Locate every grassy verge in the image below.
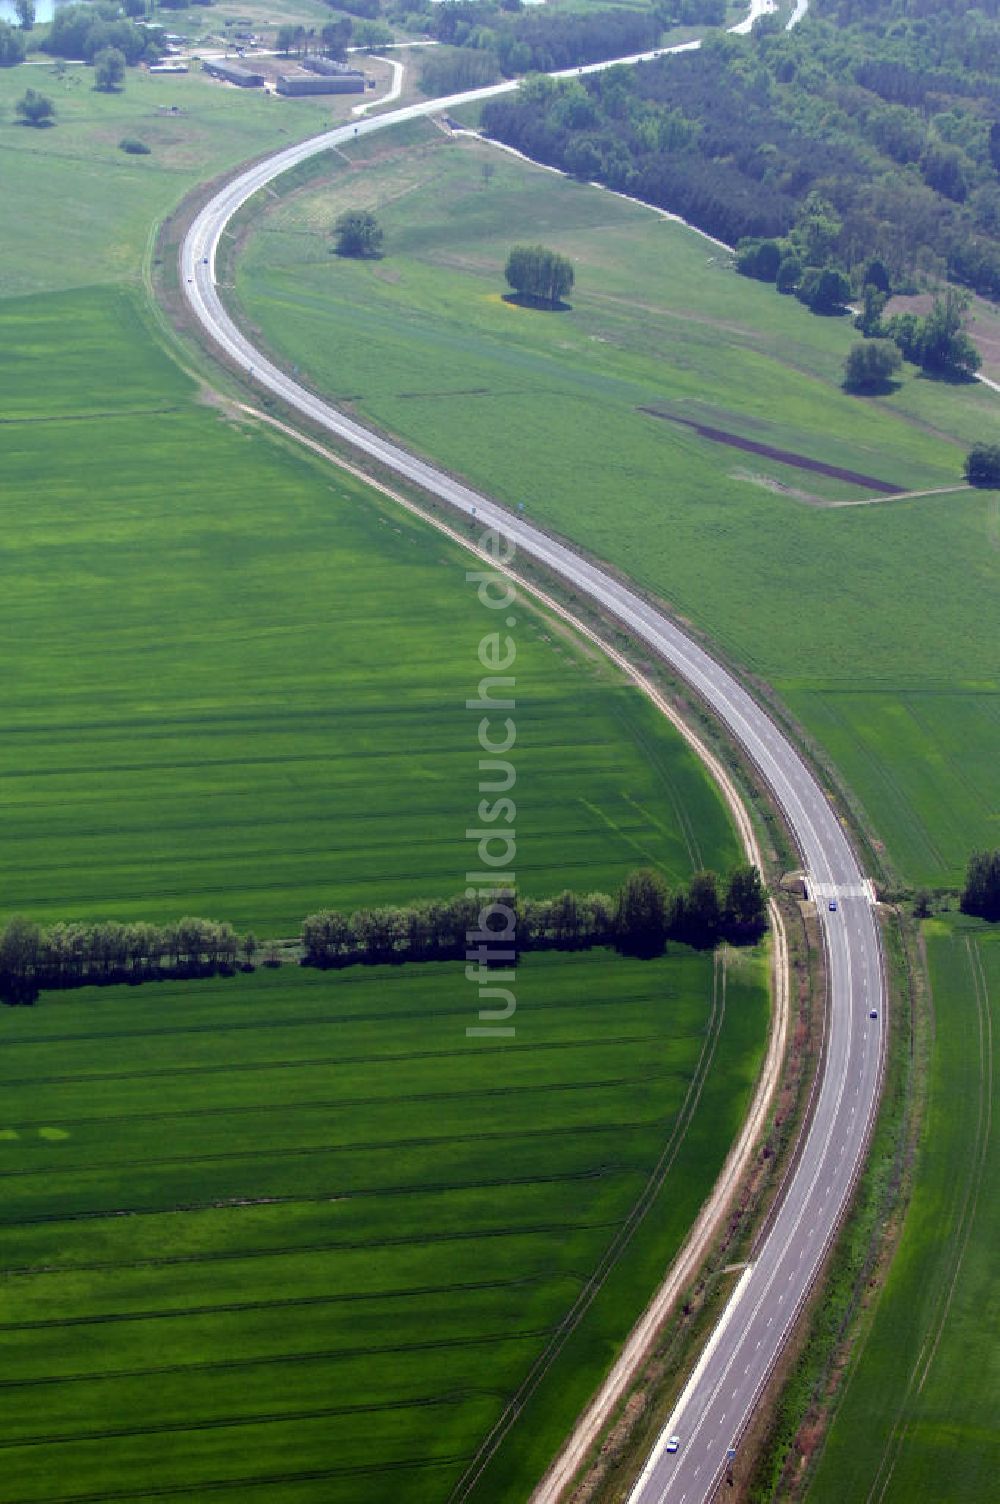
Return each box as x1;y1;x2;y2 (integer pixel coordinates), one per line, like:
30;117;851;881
802;916;999;1504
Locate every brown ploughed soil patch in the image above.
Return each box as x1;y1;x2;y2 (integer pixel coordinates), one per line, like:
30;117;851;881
639;408;902;494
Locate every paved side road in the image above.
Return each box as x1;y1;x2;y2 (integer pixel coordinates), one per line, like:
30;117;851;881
179;12;885;1502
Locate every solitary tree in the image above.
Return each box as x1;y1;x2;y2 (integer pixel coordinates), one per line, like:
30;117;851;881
93;46;126;92
13;0;34;30
863;257;891;294
722;864;768;944
15;87;55;125
321;17;352;57
614;868;670;957
855;283;888;337
798;265;851;314
504;244;574;306
0;915;42;1005
736;238;781;282
961;850;1000;922
775;254;801;294
843;339;902;393
333;209;383;258
673;870;722;949
964;443;1000;487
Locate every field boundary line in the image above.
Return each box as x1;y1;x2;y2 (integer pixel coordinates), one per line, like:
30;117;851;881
226;397;791;1504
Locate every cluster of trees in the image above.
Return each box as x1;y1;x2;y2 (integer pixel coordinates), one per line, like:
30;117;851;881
419;45;501;98
43;5;158;66
735;204;856;314
0;23;27;68
738;233;982;383
658;0;726;24
481;2;1000;304
961;850;1000;923
0;915;257;1006
428;5;661;80
333;210;383;258
504;244;574;306
276;19;355;57
965;444;1000;487
302;863;769;969
884;289;981;378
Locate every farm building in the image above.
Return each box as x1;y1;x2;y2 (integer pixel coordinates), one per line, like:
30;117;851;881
303;57;365;79
148;62;189;74
203;59;264;87
276;70;366;96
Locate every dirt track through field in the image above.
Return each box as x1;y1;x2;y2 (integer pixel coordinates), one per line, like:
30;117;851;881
640;409;902;493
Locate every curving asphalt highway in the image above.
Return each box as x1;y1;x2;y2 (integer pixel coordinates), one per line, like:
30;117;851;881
179;10;885;1500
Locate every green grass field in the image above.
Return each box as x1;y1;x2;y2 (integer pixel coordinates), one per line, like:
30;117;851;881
0;63;349;300
0;284;741;933
0;947;769;1504
234;125;1000;888
806;918;999;1504
0;56;774;1503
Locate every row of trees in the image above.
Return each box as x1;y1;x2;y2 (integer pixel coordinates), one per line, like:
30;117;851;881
1;866;768;1004
302;864;769;969
276;18;355;58
961;851;1000;923
0;916;257;1006
504;244;574;306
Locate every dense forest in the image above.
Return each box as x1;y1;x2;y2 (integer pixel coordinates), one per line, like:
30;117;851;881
480;0;1000;300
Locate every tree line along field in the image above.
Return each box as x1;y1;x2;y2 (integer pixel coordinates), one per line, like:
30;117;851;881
0;286;743;934
233;123;1000;892
805;919;999;1504
0;947;769;1504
